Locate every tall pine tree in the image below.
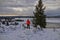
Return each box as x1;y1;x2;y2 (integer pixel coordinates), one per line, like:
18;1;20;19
32;0;46;30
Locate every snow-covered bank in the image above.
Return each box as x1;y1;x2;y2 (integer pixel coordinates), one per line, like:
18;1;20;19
0;27;60;40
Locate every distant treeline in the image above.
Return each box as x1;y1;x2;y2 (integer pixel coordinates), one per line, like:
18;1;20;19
0;16;34;19
0;16;60;19
47;16;60;18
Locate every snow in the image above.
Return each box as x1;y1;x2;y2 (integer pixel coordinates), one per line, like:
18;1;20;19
0;27;60;40
0;18;60;40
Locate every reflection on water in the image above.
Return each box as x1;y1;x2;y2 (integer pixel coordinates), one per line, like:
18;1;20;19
46;18;60;23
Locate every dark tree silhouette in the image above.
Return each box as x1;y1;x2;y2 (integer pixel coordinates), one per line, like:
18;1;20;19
32;0;46;30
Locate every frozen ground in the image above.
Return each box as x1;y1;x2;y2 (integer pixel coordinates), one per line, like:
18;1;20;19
0;18;60;40
0;26;60;40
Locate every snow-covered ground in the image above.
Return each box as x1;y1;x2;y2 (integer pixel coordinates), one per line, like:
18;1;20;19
0;26;60;40
0;18;60;40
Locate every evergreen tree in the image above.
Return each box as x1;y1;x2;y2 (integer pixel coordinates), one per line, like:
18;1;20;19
32;0;46;30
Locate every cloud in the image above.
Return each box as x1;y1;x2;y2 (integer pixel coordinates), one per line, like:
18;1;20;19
44;0;60;10
45;8;60;16
0;0;60;16
0;0;37;16
0;0;36;7
0;7;16;13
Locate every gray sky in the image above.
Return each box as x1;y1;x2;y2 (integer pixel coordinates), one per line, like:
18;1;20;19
0;0;60;16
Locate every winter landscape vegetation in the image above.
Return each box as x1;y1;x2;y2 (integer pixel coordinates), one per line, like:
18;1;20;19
0;0;60;40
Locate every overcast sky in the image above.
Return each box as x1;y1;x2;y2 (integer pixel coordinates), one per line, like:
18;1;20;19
0;0;60;16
